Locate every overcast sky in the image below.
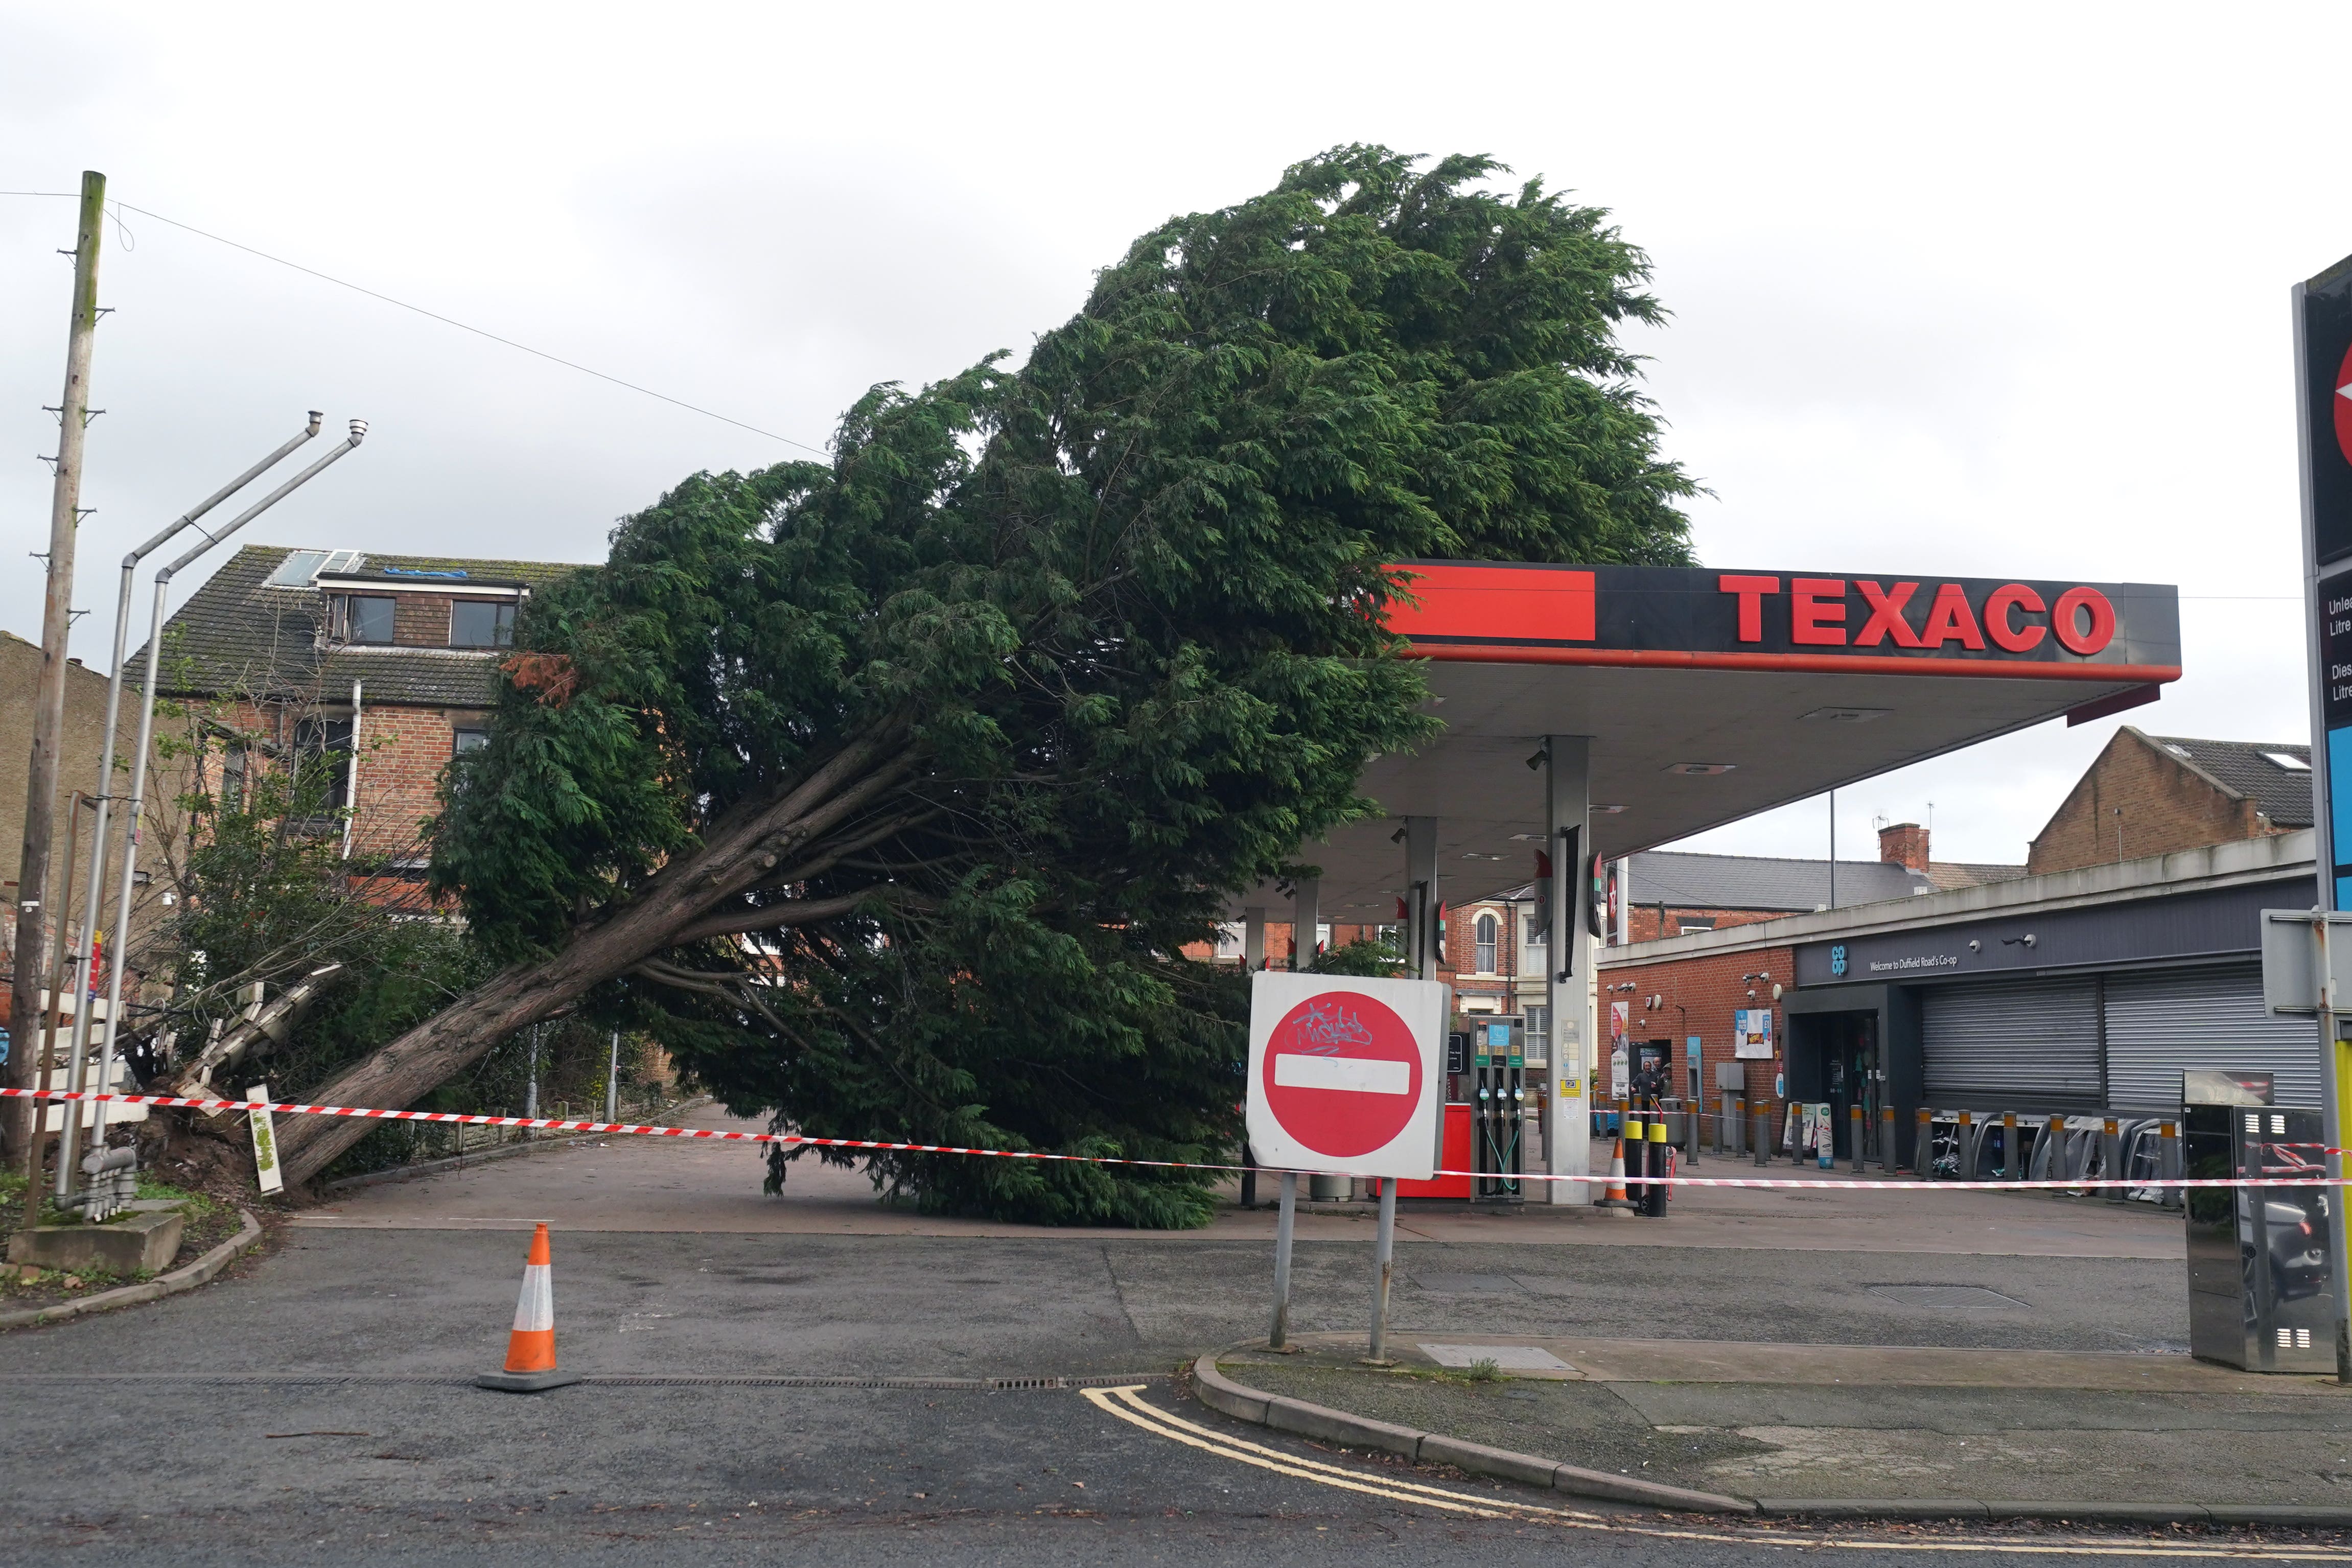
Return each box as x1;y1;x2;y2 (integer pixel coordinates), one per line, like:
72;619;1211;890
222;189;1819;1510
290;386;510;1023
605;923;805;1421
4;3;2346;868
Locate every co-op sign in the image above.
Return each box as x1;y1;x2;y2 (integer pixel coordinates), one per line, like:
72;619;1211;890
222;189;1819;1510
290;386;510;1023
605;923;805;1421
1382;562;2180;683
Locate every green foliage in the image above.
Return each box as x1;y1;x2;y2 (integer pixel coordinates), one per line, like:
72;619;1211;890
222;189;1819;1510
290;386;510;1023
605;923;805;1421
159;728;486;1101
1309;936;1407;978
426;147;1694;1226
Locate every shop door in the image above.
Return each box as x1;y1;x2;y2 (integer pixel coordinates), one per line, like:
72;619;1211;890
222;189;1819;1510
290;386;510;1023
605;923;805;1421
1820;1013;1878;1161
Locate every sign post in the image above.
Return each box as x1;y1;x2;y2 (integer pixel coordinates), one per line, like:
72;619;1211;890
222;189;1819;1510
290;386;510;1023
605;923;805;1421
2295;251;2352;1384
1246;972;1448;1363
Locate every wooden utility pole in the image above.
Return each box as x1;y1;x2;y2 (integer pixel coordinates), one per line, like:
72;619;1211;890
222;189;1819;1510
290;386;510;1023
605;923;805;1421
6;171;105;1163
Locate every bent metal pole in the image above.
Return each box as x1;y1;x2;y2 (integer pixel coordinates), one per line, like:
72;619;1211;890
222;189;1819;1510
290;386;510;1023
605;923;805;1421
75;421;367;1178
52;414;322;1196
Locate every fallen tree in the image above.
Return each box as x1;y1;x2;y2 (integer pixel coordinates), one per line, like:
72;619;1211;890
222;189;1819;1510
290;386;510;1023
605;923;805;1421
271;147;1697;1213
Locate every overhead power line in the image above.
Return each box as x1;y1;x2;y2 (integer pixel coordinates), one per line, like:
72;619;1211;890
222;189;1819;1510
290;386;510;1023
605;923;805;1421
6;188;825;456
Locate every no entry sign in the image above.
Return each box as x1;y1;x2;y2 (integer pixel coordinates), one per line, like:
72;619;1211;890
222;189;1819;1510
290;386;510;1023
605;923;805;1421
1245;973;1447;1179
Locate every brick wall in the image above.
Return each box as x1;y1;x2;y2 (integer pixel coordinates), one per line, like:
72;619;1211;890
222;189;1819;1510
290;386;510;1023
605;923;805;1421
391;594;446;647
1597;942;1794;1118
1878;822;1929;872
1622;905;1779;944
350;705;489;861
2028;728;2276;875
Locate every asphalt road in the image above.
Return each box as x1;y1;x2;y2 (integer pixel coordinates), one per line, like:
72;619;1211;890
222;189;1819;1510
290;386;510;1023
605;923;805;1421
0;1221;2298;1564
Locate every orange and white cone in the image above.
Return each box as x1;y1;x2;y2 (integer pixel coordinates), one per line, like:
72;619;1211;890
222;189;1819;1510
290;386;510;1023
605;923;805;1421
1600;1137;1634;1214
478;1222;581;1392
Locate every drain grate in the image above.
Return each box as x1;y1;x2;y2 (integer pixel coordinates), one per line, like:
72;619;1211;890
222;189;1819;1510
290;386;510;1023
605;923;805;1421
1868;1284;2027;1310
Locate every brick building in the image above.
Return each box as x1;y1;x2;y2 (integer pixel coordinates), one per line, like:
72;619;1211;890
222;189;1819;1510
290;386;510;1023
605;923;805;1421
126;544;584;884
0;629;180;1035
2028;728;2312;875
1603;730;2323;1169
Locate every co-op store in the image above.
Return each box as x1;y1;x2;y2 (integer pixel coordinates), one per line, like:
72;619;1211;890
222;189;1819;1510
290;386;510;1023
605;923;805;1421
1230;556;2183;1200
1593;828;2322;1171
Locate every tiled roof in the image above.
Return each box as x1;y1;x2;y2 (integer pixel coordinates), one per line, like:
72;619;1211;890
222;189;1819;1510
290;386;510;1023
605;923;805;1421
1483;854;1931;912
1623;850;1930;912
124;544;586;709
2143;732;2314;828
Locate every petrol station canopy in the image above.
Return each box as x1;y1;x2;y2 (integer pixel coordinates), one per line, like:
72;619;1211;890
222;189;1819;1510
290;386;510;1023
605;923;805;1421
1237;562;2183;922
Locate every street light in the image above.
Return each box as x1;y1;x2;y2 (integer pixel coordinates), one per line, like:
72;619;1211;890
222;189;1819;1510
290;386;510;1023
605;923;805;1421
52;414;325;1194
68;419;367;1190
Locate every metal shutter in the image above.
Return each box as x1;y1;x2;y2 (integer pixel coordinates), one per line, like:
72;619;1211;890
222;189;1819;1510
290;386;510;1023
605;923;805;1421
2103;964;2317;1112
1920;977;2102;1110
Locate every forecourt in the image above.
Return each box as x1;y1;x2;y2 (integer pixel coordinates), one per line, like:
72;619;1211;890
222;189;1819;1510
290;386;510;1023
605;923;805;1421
1229;560;2181;1204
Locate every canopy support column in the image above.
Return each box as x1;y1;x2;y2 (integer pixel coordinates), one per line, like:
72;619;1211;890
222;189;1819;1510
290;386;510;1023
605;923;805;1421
1546;736;1594;1205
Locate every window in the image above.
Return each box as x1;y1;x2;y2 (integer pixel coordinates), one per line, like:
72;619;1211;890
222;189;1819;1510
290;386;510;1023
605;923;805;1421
2265;752;2311;771
1525;1004;1550;1062
1474;912;1499;975
332;594;394;644
264;550;328;589
219;744;248;813
453;728;490;757
449;599;516;648
291;716;354;825
266;548;361;589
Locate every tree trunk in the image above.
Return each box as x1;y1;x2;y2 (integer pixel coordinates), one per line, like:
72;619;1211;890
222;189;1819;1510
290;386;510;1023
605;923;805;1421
272;735;908;1185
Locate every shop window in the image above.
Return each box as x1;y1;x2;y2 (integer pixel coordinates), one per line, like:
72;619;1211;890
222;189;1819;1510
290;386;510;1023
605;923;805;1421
1474;912;1498;975
331;594;394;645
449;599;516;648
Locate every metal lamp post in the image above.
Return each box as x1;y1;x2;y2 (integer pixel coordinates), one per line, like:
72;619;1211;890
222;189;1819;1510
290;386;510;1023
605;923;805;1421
68;420;368;1190
51;415;323;1192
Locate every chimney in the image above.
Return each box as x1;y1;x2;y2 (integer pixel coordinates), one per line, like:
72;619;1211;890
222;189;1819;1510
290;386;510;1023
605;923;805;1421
1879;821;1930;873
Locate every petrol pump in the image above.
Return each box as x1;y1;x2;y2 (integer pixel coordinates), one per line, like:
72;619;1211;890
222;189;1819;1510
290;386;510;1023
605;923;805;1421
1471;1015;1527;1199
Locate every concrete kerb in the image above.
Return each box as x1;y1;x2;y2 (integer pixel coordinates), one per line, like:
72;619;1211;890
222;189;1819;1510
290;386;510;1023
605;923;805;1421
1190;1348;2352;1528
0;1206;263;1331
1189;1349;1753;1514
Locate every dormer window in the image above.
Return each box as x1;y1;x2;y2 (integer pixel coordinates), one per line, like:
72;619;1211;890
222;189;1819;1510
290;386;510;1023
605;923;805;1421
330;593;395;644
450;600;516;648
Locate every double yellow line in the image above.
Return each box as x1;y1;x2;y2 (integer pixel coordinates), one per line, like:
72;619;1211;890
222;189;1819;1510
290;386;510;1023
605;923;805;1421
1080;1386;2352;1561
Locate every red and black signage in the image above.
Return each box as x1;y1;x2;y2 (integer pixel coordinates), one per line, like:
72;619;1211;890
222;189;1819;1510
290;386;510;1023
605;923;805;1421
2302;254;2352;569
1381;561;2179;684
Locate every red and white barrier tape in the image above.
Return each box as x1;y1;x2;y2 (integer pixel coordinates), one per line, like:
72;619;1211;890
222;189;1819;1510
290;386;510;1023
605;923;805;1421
5;1085;2336;1191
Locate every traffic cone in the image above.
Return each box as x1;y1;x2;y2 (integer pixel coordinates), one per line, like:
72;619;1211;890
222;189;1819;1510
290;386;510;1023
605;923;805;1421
478;1222;581;1392
1599;1136;1634;1215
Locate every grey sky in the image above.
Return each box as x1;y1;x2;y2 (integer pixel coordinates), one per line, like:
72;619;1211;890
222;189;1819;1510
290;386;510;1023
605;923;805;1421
4;2;2344;867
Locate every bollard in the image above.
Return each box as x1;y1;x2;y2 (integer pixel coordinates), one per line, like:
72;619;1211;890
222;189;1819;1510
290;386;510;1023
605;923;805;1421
1685;1099;1699;1167
2001;1112;2017;1181
1879;1104;1898;1175
1730;1094;1746;1158
2044;1115;2064;1184
2158;1119;2182;1209
1849;1104;1865;1174
1915;1106;1933;1176
1625;1111;1647;1207
1957;1109;1975;1180
1753;1106;1769;1166
1645;1113;1672;1216
2103;1117;2125;1204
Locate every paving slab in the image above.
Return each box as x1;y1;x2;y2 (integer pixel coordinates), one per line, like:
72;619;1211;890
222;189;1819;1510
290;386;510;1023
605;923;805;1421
1213;1332;2352;1508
